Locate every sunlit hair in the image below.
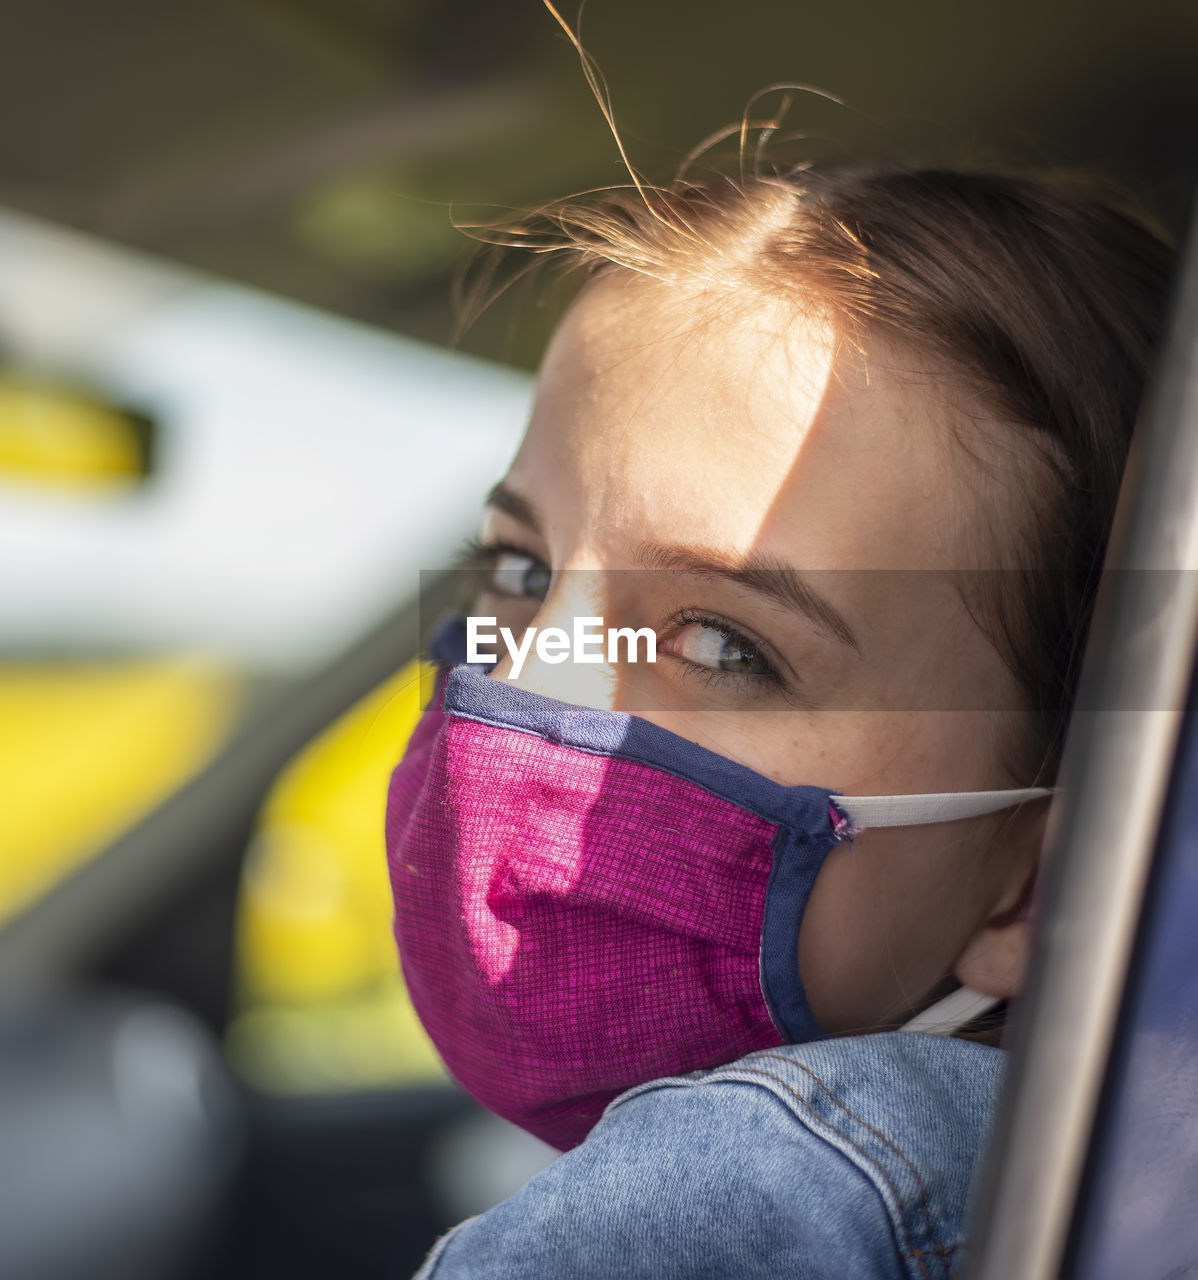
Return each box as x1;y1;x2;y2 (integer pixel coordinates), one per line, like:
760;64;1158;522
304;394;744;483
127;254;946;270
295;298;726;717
458;14;1175;783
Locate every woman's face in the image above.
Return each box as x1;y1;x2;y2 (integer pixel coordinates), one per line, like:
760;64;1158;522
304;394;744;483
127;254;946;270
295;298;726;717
475;274;1043;1033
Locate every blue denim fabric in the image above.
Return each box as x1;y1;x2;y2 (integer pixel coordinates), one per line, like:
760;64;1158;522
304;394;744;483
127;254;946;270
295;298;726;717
413;1032;1003;1280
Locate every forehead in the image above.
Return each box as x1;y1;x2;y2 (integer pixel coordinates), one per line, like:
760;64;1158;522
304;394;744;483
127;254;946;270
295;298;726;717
510;274;998;573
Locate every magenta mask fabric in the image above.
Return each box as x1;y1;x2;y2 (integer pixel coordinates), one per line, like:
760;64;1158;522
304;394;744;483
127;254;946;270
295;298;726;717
385;624;1051;1151
385;637;844;1152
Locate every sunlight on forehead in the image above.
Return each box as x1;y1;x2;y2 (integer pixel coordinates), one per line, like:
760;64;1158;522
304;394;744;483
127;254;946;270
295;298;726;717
521;275;843;557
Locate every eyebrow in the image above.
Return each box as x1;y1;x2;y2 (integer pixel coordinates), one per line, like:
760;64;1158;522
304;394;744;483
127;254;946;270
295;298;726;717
485;481;861;653
636;543;862;653
485;481;542;533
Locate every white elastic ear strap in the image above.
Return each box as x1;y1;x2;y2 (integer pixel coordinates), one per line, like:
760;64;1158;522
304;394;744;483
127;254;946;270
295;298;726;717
831;788;1053;1036
830;786;1053;830
899;985;1002;1036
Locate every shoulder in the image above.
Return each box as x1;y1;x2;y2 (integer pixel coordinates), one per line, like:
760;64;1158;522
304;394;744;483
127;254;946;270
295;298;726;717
415;1033;1004;1280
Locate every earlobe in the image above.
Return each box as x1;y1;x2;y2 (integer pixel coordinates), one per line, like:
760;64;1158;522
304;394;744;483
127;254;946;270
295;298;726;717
953;911;1031;999
953;859;1041;1000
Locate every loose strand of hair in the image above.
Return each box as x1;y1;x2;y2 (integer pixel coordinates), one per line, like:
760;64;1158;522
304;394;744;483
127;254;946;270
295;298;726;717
540;1;699;244
738;83;845;180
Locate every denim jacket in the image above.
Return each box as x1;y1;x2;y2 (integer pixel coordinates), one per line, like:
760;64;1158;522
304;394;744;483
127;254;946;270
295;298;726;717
413;1032;1003;1280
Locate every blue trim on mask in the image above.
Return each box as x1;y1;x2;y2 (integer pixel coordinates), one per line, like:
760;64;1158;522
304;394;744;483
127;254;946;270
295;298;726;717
429;615;489;670
443;664;832;831
761;828;834;1042
428;617;838;1044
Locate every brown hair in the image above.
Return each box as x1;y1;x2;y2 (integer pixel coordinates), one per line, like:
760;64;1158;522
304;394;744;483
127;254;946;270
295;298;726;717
466;161;1175;782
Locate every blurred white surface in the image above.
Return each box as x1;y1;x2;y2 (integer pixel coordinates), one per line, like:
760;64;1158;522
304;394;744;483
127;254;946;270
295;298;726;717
0;209;532;669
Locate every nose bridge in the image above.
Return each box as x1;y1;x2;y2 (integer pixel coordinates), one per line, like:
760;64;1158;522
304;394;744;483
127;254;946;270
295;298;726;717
493;568;621;710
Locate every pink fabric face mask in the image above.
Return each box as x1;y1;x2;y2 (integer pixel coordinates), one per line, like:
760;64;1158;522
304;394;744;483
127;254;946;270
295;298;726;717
385;626;1050;1151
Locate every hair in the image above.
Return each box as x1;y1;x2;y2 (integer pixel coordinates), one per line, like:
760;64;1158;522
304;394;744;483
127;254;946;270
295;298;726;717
462;158;1175;784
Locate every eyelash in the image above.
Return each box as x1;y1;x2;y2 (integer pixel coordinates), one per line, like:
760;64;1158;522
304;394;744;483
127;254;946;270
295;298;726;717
460;538;790;697
660;607;784;692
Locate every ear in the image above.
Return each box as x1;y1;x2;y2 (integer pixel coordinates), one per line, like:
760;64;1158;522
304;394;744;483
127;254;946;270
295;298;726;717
952;809;1047;1000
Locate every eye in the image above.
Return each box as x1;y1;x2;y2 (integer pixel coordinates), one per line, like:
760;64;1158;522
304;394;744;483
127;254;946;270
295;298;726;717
485;547;552;602
661;610;774;678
